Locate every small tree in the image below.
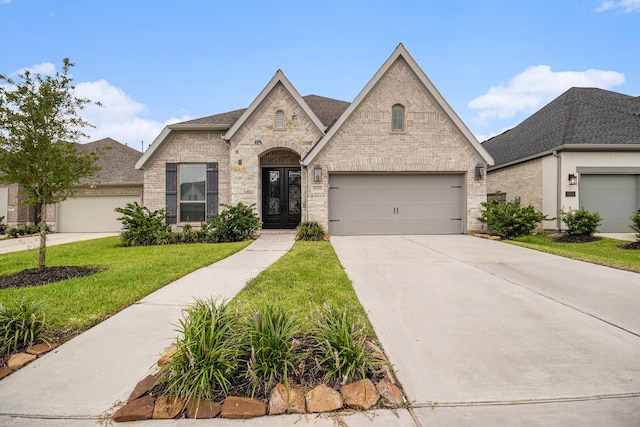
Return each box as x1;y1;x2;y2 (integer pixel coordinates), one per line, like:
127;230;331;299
0;59;100;268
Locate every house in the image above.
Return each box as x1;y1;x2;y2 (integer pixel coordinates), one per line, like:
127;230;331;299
482;87;640;232
136;44;493;235
0;138;143;232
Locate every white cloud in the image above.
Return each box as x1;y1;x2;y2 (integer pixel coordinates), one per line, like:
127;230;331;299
596;0;640;13
468;65;625;123
17;62;56;76
0;0;11;4
74;80;191;150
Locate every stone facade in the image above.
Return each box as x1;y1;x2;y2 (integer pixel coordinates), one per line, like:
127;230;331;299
307;57;486;232
486;158;543;210
142;130;230;217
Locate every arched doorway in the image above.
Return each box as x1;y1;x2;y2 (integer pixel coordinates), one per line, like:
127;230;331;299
260;149;301;229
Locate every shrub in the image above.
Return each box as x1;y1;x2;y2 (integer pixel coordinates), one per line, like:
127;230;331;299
296;221;326;241
630;210;640;242
208;203;261;243
478;199;548;239
242;304;301;396
310;304;377;386
115;202;171;246
0;300;47;355
0;215;6;234
158;298;241;401
561;208;602;236
6;224;41;238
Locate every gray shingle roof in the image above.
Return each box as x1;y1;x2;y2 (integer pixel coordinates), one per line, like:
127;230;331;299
482;87;640;168
178;95;350;129
77;138;143;183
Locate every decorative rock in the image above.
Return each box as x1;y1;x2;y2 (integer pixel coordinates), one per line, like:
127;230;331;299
341;379;379;410
305;384;343;413
7;352;36;370
26;342;58;355
113;395;155;422
268;383;306;415
186;397;221;419
152;395;186;419
221;396;267;419
157;344;177;367
376;378;404;407
381;364;396;384
128;373;161;402
365;341;387;361
0;368;12;379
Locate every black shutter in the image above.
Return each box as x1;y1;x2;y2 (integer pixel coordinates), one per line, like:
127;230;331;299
206;162;219;220
165;163;177;224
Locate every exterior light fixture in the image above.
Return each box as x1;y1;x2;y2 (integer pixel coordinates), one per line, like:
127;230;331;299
475;164;485;180
568;174;577;185
314;164;322;182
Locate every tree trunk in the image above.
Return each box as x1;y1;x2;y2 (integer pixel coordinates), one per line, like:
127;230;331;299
38;203;47;269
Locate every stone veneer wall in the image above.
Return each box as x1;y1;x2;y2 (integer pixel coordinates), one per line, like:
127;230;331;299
142;130;230;217
227;83;324;216
307;57;487;232
486;158;543;211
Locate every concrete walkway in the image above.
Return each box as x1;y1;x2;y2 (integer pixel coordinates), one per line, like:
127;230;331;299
0;233;119;255
331;235;640;426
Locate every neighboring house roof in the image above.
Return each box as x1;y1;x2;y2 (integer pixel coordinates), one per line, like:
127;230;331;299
482;87;640;169
78;137;143;184
301;43;493;166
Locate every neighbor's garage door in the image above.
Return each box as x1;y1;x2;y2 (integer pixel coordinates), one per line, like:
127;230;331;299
57;195;141;232
580;174;639;232
328;174;464;235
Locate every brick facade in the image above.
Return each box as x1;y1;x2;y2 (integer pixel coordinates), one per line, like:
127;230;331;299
486;158;543;210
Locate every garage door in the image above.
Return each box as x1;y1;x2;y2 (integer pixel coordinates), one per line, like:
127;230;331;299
580;174;639;232
57;195;141;232
328;174;464;235
0;187;7;223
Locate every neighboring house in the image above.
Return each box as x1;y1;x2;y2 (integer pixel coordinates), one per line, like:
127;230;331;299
136;44;493;235
483;87;640;232
0;138;143;232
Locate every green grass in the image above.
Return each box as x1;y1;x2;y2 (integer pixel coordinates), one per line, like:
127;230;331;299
232;241;373;333
0;237;249;336
509;233;640;273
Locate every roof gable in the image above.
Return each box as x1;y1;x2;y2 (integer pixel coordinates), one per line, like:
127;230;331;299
79;138;142;184
482;88;640;168
224;70;326;140
302;44;493;166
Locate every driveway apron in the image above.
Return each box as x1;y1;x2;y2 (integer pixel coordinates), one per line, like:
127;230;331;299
331;235;640;426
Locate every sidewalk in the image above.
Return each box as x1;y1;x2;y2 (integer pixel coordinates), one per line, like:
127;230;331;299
0;233;119;255
0;234;305;425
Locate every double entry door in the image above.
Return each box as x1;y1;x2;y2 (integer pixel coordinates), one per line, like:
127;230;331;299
261;167;301;229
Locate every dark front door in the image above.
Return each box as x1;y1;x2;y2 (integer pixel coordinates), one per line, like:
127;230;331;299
262;167;302;229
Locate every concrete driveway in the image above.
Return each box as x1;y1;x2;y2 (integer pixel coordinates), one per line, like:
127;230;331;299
331;235;640;426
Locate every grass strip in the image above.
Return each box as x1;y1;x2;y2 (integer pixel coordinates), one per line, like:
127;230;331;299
509;233;640;273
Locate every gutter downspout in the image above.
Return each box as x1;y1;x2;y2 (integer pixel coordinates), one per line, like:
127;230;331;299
302;163;309;222
552;150;561;231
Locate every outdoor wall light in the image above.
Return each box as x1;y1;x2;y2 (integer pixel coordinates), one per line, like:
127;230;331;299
568;173;578;185
475;164;485;180
314;164;322;182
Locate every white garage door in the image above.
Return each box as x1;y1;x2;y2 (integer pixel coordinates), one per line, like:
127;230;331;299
580;174;639;233
0;187;8;224
57;195;140;232
328;174;464;235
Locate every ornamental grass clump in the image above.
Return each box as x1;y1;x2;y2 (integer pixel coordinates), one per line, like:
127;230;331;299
158;298;241;402
296;221;326;241
0;299;47;355
310;304;377;386
243;303;301;396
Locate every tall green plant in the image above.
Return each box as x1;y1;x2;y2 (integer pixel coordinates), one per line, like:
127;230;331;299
0;300;47;355
478;199;548;239
310;304;377;386
208;203;261;242
158;298;241;401
243;304;301;396
561;208;602;236
115;202;170;246
630;210;640;242
296;221;326;241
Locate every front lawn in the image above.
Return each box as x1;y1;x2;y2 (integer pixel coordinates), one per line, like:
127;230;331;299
232;241;374;333
509;233;640;273
0;236;249;337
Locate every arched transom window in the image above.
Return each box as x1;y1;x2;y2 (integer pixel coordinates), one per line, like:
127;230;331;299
392;104;404;131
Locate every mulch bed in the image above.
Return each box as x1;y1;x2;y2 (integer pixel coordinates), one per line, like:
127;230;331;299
552;235;601;243
620;241;640;250
0;266;103;290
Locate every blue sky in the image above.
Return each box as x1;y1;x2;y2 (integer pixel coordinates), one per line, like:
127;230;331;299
1;0;639;151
